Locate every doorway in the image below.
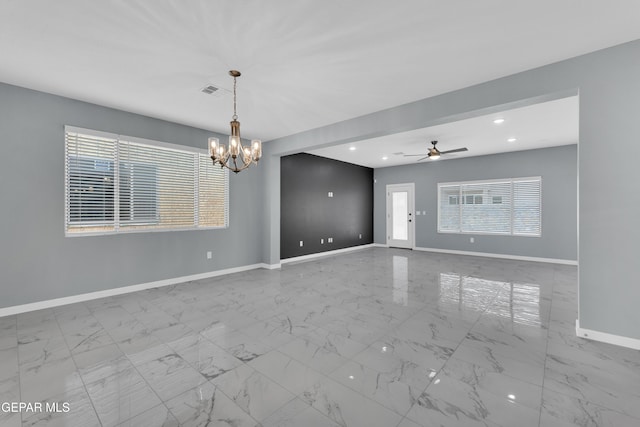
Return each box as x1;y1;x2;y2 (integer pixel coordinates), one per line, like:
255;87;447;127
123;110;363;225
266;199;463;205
386;183;415;249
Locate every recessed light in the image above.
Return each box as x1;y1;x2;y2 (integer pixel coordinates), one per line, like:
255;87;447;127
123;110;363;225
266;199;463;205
493;118;505;124
382;156;388;160
507;394;516;400
349;146;356;151
507;138;517;142
348;375;354;380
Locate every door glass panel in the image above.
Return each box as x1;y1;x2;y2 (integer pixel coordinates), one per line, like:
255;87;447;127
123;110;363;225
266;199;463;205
392;191;408;240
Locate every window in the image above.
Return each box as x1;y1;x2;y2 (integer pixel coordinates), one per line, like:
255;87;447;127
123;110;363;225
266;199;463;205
65;126;228;235
462;194;483;205
438;177;541;236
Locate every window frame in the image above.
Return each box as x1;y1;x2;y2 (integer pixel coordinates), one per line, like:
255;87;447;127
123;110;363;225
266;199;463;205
437;176;542;237
64;126;229;237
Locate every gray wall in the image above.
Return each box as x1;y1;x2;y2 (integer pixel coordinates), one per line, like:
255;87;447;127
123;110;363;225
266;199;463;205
373;145;577;260
263;39;640;340
0;82;263;309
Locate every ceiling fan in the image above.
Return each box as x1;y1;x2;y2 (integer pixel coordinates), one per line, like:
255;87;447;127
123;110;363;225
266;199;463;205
404;140;468;161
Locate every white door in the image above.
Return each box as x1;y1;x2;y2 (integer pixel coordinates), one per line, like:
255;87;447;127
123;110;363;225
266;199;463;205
386;183;415;249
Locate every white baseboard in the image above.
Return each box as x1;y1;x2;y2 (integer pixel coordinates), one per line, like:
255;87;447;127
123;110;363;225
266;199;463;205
281;244;375;265
413;247;577;266
260;263;282;270
0;263;268;318
576;319;640;350
372;243;388;248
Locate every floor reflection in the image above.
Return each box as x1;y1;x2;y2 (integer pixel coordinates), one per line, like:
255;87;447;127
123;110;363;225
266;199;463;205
392;256;408;306
439;272;541;326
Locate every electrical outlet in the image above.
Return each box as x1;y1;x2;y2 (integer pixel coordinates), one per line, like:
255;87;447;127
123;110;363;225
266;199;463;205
299;240;304;247
206;251;212;259
359;234;362;239
470;237;474;243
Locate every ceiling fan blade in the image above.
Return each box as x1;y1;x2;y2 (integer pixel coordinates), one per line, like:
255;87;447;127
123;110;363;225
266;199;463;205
403;154;425;157
439;147;468;155
416;156;429;161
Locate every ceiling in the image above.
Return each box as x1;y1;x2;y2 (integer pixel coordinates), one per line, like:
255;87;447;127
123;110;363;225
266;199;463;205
0;1;639;144
308;96;579;168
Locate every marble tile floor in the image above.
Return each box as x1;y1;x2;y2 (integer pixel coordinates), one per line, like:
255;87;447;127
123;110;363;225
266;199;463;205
1;248;639;426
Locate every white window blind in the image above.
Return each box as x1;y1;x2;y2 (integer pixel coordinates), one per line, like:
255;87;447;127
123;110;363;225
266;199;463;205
512;179;542;236
438;177;541;236
65;126;228;235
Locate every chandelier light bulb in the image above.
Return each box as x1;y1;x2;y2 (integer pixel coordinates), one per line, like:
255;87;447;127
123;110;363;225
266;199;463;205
209;137;219;158
229;135;240;157
252;139;262;161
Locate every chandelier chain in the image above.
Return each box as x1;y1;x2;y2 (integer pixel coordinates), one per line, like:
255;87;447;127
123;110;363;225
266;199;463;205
232;75;238;121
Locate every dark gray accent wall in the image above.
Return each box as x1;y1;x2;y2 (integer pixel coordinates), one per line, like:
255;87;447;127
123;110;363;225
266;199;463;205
262;39;640;340
280;153;373;259
374;145;577;260
0;82;263;309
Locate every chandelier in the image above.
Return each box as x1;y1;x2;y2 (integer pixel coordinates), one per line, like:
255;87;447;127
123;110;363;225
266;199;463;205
209;70;262;173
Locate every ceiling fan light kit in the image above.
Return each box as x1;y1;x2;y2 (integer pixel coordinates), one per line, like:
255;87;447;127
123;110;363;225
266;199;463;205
428;144;441;160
